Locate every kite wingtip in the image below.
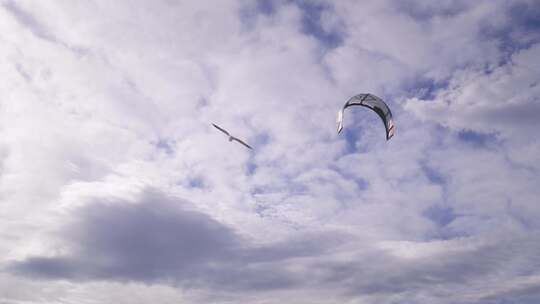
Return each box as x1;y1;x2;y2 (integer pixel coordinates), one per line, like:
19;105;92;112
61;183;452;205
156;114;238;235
337;110;344;134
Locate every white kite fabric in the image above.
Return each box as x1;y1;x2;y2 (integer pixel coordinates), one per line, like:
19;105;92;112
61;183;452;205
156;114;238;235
337;93;395;140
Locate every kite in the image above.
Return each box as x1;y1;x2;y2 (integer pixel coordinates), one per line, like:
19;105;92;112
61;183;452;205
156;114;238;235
337;94;395;140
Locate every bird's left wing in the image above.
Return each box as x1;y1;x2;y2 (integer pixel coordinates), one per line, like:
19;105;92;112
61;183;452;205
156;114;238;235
212;123;230;136
231;136;253;150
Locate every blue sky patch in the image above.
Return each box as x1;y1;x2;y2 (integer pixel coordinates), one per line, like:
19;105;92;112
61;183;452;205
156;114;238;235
256;0;277;15
420;161;445;185
423;205;457;227
457;130;498;148
343;127;363;154
403;76;449;100
240;0;344;50
291;0;344;49
155;139;175;155
246;160;258;175
188;176;205;189
480;1;540;64
392;0;471;21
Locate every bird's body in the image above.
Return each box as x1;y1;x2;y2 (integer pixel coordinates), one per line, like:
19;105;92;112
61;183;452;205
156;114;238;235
212;123;253;150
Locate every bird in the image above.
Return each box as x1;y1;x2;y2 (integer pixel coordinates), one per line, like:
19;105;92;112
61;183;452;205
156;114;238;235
212;123;253;150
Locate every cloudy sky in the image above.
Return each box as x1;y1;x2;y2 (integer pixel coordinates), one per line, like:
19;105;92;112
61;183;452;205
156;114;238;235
1;0;540;303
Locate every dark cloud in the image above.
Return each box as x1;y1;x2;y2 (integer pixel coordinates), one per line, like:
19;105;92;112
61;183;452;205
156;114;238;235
10;192;237;284
7;190;341;292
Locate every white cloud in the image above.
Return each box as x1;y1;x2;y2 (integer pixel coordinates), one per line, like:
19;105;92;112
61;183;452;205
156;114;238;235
1;0;540;303
405;43;540;137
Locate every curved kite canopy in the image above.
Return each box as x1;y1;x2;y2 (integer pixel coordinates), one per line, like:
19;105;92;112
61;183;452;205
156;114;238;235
337;93;395;140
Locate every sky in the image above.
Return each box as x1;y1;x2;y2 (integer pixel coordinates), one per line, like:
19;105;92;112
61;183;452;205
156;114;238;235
1;0;540;303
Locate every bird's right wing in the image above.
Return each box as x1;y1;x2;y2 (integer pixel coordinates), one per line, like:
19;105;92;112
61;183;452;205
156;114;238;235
212;123;230;136
231;137;253;150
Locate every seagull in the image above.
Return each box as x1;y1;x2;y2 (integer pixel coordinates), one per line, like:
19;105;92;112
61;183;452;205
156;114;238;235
212;123;253;150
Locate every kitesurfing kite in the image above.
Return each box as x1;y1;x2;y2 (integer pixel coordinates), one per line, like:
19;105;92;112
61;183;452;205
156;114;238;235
337;93;395;140
212;123;253;150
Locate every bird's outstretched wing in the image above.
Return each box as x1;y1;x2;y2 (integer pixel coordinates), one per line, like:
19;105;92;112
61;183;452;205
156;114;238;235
212;123;230;136
231;136;253;150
